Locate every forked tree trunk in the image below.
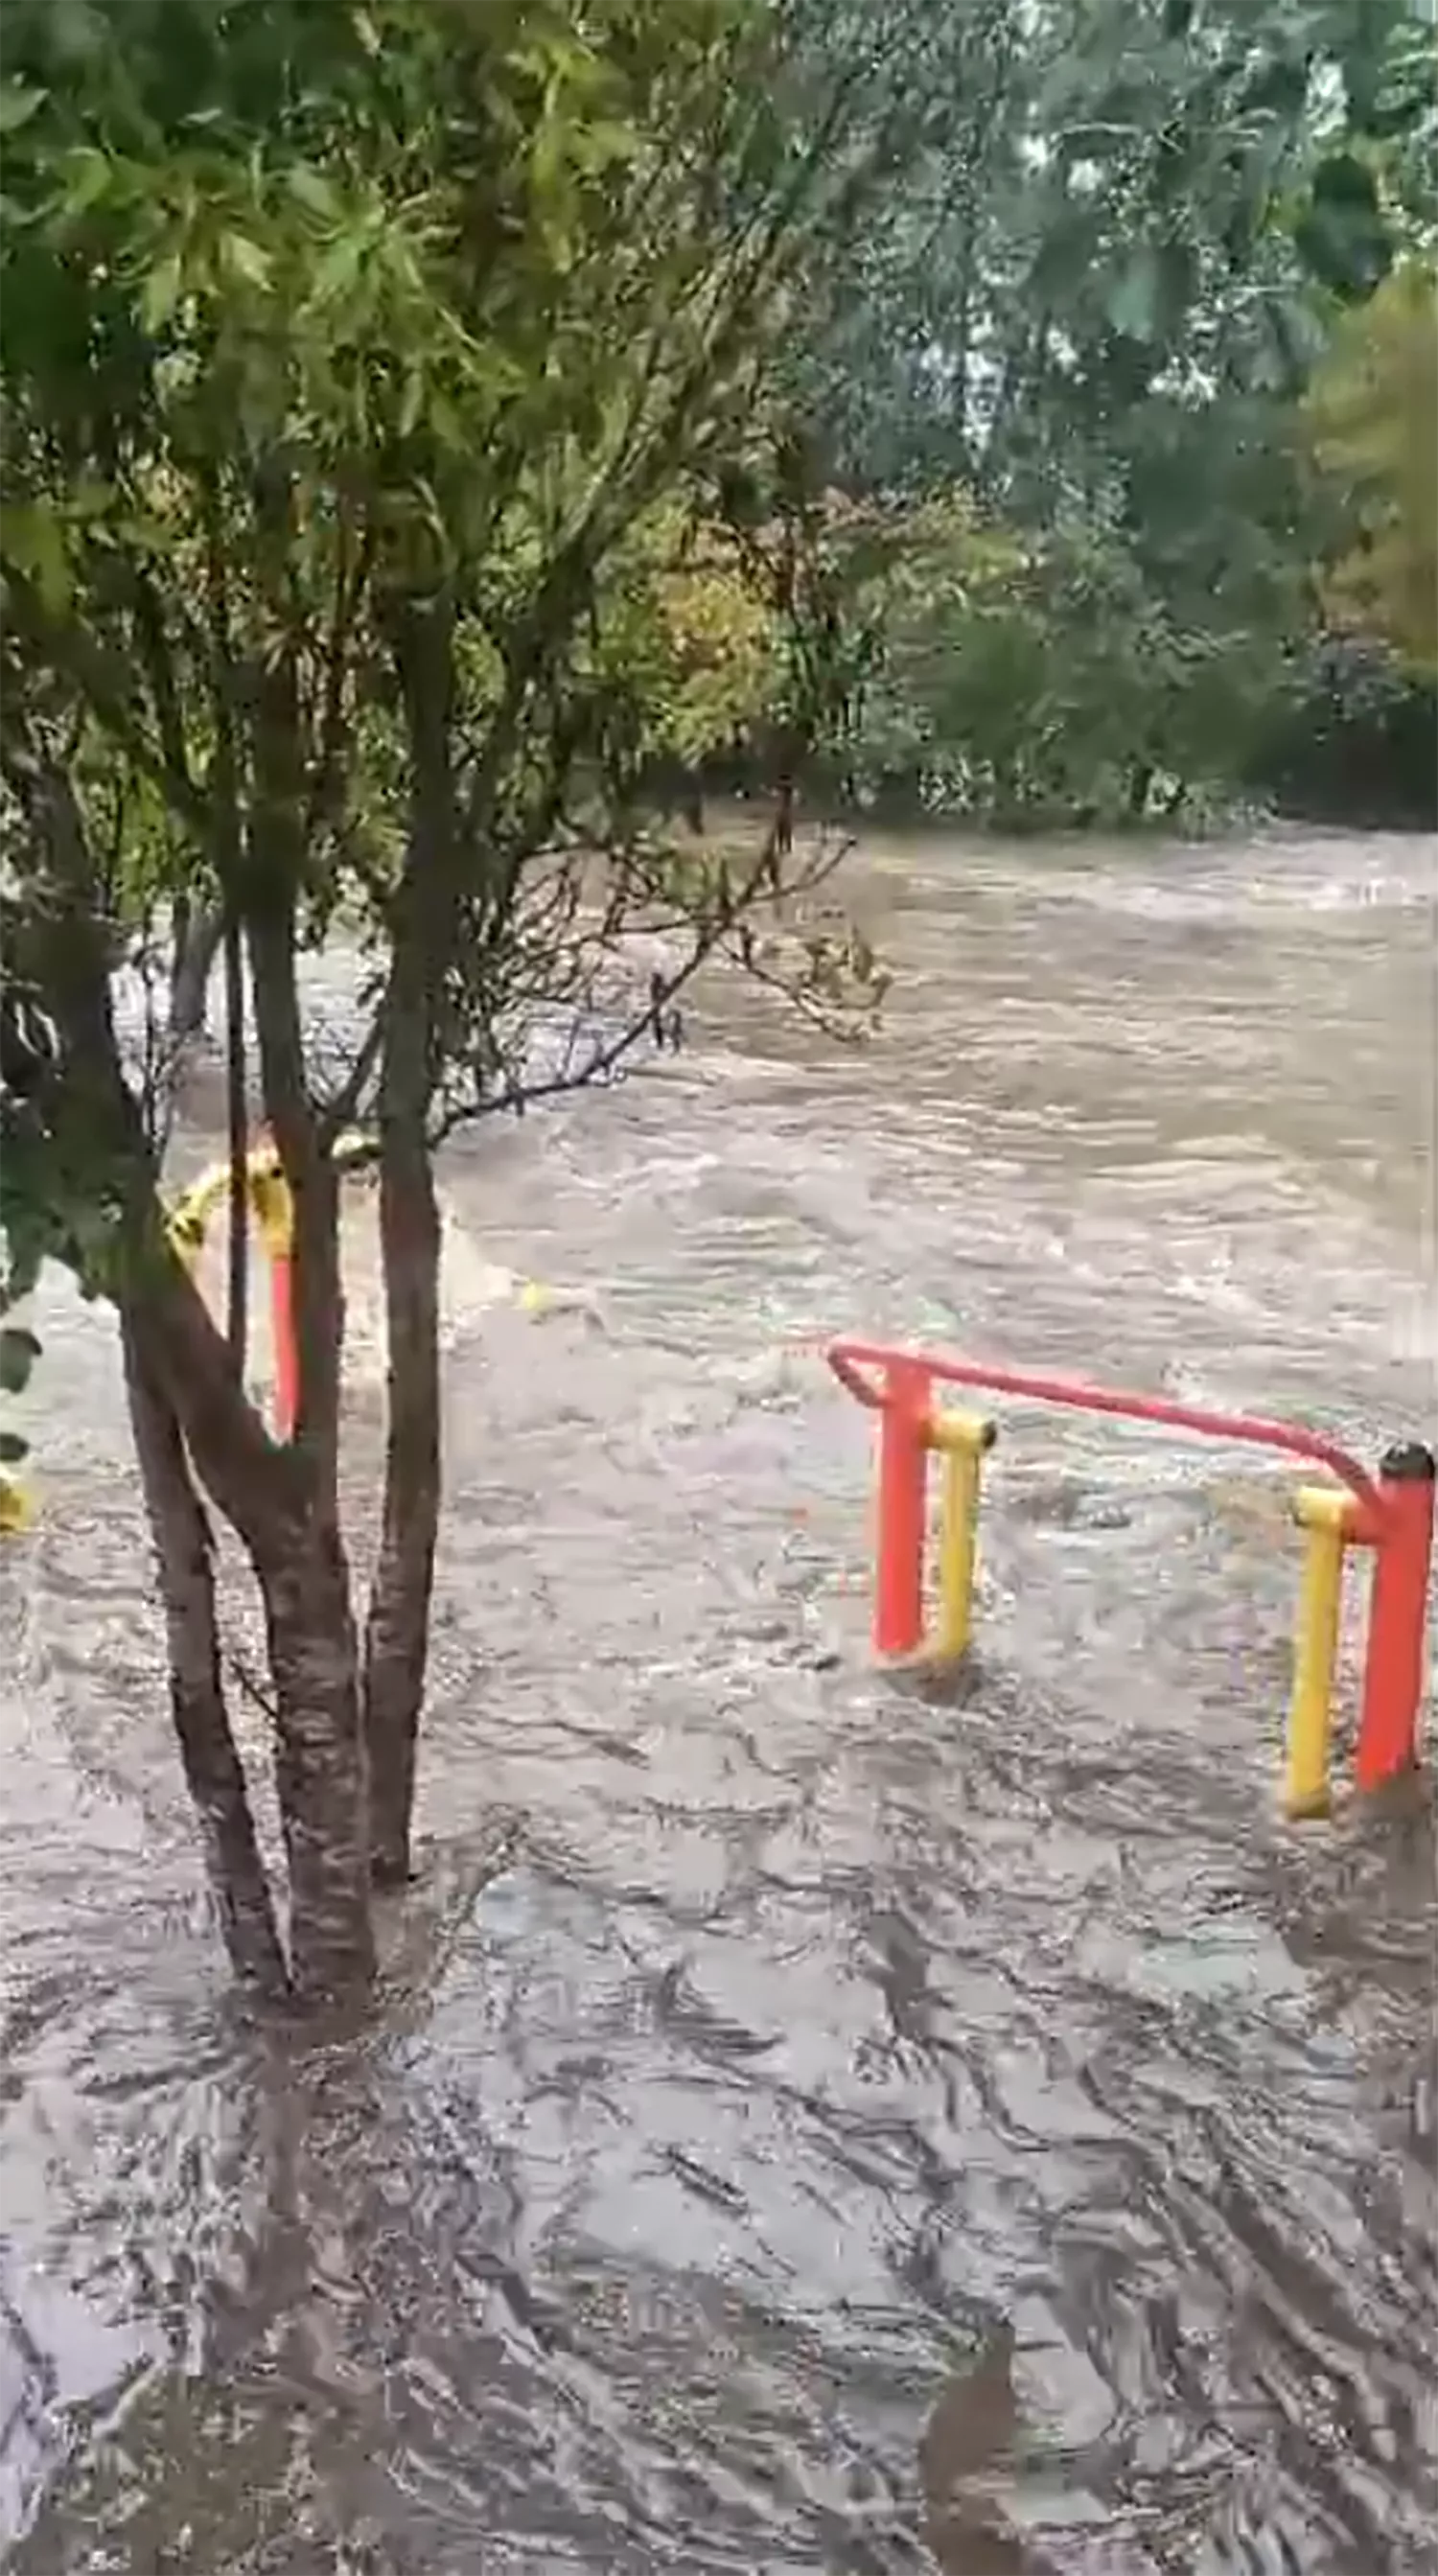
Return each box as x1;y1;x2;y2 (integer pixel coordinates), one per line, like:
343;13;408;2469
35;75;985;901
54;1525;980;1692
128;1265;376;2007
121;1312;290;1999
18;741;374;2008
362;1129;441;1886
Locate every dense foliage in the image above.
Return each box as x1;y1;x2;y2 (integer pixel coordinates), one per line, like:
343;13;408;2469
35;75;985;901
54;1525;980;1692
784;0;1438;824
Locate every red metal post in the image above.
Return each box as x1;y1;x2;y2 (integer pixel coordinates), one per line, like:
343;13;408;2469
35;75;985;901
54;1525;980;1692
269;1250;299;1443
1355;1443;1434;1791
873;1357;932;1656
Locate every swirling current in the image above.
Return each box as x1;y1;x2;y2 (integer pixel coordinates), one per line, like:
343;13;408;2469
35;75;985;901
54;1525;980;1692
1;827;1435;2574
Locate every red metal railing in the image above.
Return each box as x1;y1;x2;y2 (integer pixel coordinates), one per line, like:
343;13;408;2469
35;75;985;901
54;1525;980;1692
826;1337;1386;1517
824;1335;1432;1798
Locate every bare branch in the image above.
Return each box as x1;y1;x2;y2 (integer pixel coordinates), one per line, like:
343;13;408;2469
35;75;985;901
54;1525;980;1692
423;810;859;1150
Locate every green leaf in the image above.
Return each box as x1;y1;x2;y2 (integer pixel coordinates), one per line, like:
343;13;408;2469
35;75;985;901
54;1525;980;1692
287;162;338;219
0;1430;29;1467
222;231;272;288
399;366;426;437
140;252;185;333
306;227;367;308
1296;151;1393;301
0;1325;42;1397
0;500;74;616
48;0;107;63
58;144;114;219
0;82;46;135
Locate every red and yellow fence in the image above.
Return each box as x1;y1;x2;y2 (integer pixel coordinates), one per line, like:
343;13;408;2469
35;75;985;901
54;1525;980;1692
0;1135;343;1530
826;1337;1433;1819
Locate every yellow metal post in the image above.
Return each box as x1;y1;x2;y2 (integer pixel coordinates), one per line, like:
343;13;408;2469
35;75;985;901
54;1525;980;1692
927;1410;996;1662
167;1201;208;1277
1284;1485;1352;1819
166;1160;232;1275
241;1139;291;1264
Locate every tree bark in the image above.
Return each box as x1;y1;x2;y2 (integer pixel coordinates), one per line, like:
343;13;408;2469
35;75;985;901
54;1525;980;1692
362;1126;441;1886
1126;759;1154;819
263;1519;377;2004
12;740;375;2009
127;1277;376;2007
239;669;371;1998
169;899;224;1042
222;907;249;1370
121;1312;290;1999
359;596;457;1890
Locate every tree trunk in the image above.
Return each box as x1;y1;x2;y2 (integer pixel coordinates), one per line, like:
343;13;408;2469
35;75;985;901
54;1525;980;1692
240;679;372;1999
14;742;374;2009
222;908;249;1370
359;595;459;1890
262;1520;376;2004
362;1130;441;1886
169;899;224;1042
121;1312;290;1999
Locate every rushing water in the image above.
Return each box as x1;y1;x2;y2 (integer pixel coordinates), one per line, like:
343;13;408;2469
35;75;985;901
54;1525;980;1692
1;828;1435;2575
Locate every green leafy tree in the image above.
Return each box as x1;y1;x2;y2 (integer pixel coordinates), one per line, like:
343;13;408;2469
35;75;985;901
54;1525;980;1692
784;0;1435;820
829;461;1308;824
796;0;1434;493
0;0;882;2003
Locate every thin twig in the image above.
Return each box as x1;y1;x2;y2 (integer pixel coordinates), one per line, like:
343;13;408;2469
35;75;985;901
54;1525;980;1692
225;1646;279;1729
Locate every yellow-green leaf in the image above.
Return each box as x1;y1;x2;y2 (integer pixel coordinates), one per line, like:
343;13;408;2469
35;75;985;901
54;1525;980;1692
287;162;338;220
140;251;184;333
222;231;272;289
399;367;426;437
0;81;45;135
0;500;74;615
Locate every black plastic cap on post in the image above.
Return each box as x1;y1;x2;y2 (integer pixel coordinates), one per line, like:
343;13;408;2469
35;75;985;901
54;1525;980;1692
1379;1442;1436;1484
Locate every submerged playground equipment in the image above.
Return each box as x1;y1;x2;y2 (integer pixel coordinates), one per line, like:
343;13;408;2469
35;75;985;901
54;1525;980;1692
0;1135;358;1530
166;1133;328;1440
827;1337;1433;1820
0;1128;564;1529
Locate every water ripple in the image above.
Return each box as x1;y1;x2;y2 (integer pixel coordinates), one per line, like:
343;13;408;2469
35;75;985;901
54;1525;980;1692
3;827;1435;2573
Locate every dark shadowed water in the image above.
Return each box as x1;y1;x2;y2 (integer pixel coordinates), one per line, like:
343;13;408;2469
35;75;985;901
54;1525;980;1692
2;828;1435;2574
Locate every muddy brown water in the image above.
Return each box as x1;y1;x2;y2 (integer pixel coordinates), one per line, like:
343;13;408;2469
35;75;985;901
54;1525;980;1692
1;829;1435;2574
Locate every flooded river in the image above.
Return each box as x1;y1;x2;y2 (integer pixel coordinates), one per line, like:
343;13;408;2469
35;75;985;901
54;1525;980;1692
1;829;1435;2573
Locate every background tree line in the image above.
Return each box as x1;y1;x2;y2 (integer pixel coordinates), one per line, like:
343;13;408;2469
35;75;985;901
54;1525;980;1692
710;0;1438;829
